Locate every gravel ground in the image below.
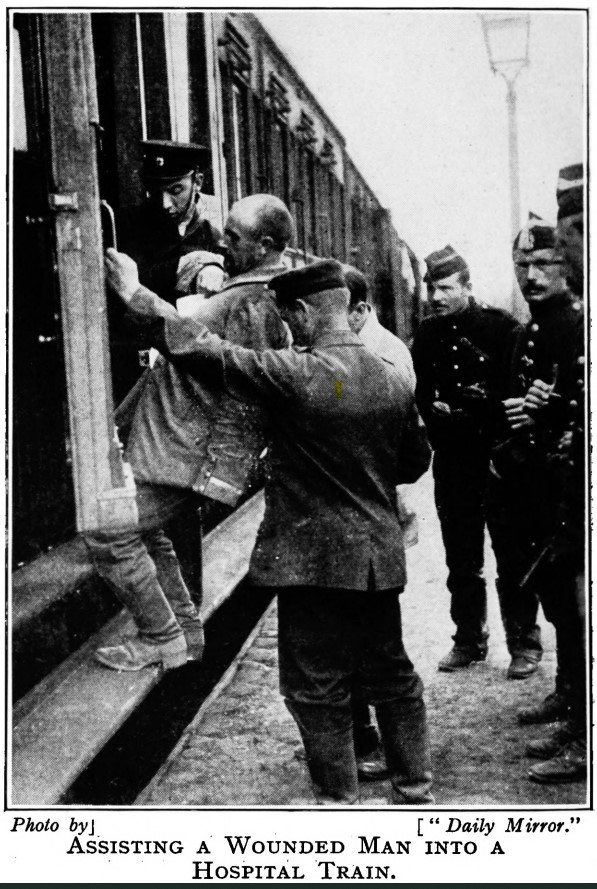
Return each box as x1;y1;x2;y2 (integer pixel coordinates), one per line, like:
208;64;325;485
140;470;588;807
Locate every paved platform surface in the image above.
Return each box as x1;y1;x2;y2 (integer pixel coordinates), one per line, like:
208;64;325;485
139;471;588;807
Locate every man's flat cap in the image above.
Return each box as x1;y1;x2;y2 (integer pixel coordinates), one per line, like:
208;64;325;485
556;163;583;220
513;212;557;252
141;140;210;182
269;259;346;305
423;245;468;283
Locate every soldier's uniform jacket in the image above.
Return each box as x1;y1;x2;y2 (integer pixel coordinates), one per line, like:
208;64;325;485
491;291;584;527
122;264;289;506
552;350;586;563
503;292;584;453
116;203;223;304
516;293;587;563
124;286;432;591
411;298;519;451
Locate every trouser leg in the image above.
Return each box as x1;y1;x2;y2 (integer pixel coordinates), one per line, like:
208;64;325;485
360;591;433;805
538;559;586;735
84;482;193;644
278;588;359;805
146;528;198;620
485;475;542;657
433;453;488;650
375;698;433;805
285;701;358;805
146;528;204;658
85;528;181;643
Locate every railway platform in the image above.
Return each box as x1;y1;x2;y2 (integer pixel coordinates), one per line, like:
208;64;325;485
138;472;587;808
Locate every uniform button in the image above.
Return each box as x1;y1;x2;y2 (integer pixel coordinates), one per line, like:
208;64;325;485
479;356;485;362
570;400;578;409
530;323;539;333
452;345;458;351
577;379;584;386
573;301;582;311
527;340;534;349
456;382;462;387
578;356;585;366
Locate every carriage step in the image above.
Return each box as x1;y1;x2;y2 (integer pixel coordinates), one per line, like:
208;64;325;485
11;492;265;805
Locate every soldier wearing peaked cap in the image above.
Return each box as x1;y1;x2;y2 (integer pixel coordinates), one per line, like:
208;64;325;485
111;141;224;401
105;255;435;806
487;214;585;763
411;245;533;677
519;173;587;785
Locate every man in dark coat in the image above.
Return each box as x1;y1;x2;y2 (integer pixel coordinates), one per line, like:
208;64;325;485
105;255;434;805
515;174;586;785
86;195;292;672
411;246;538;677
111;141;224;400
487;214;585;781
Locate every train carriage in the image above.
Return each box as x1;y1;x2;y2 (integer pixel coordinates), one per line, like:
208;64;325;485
9;10;421;805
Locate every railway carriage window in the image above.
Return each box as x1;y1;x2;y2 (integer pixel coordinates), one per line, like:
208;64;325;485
270;122;290;204
265;75;291;204
138;13;171;139
295;113;318;256
220;20;253;204
253;94;268;191
12;26;28;152
351;188;363;253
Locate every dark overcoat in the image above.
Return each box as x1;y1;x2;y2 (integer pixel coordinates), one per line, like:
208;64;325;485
125;287;432;591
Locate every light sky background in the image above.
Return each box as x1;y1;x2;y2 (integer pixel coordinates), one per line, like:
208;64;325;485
257;9;586;312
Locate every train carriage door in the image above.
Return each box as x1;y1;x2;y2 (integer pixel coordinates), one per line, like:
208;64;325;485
11;15;75;566
10;12;137;565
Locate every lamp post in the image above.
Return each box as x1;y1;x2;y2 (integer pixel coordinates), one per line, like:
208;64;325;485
480;13;530;244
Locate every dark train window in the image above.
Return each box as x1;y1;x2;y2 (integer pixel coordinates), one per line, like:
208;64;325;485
220;19;253;204
265;73;291;204
138;13;171;139
270;121;290;205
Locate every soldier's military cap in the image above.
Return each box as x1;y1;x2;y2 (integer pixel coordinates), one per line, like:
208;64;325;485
423;245;469;283
556;163;583;220
513;213;557;252
269;259;346;306
140;140;210;183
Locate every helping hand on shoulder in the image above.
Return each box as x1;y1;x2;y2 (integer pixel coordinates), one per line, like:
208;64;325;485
175;250;226;295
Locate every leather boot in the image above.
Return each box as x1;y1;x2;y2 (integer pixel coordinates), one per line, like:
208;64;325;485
375;698;434;805
517;690;569;725
525;723;575;759
528;738;587;784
